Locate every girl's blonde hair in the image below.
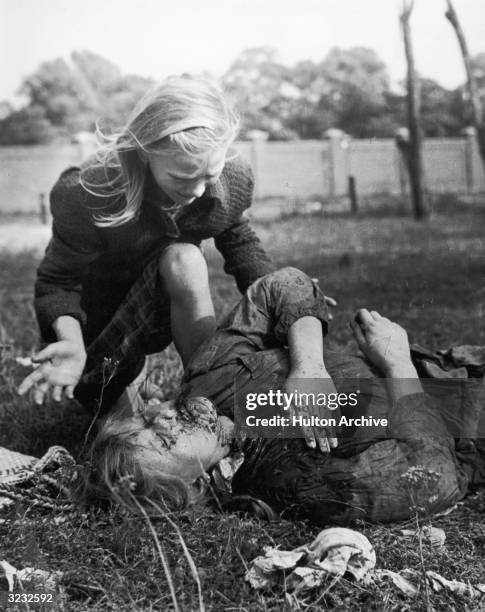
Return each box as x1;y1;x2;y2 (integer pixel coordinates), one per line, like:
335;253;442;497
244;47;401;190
79;399;277;521
80;405;207;513
81;74;239;227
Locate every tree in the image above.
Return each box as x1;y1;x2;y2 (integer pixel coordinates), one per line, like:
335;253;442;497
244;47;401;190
0;105;52;145
0;101;13;120
400;0;428;219
102;73;153;129
0;51;154;143
21;57;98;130
318;47;391;136
223;47;300;138
70;51;153;128
445;0;485;168
223;46;397;139
283;98;336;140
71;50;122;96
470;53;485;95
420;78;464;136
288;47;397;137
286;59;338;137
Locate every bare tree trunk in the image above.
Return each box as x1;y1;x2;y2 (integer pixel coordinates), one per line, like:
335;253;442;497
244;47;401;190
400;0;428;219
445;0;485;169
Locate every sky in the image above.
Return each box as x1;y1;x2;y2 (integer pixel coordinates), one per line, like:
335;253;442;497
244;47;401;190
0;0;484;105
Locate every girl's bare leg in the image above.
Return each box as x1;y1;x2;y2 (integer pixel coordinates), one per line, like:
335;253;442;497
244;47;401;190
159;243;216;366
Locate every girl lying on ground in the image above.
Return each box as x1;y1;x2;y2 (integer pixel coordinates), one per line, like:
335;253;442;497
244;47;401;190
82;266;485;525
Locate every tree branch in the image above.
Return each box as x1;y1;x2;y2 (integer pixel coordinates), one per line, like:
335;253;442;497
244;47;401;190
444;0;485;164
401;0;415;21
400;0;428;219
445;0;483;125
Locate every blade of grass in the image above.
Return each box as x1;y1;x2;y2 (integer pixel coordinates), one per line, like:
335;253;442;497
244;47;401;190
146;497;205;612
131;496;181;612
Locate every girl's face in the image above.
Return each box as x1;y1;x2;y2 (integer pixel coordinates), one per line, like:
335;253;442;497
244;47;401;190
147;146;227;206
135;399;233;484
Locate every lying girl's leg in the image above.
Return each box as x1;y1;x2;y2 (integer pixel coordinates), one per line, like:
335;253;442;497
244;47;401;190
76;243;215;415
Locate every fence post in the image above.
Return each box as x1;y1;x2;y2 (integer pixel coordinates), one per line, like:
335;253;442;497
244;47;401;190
463;126;476;193
348;176;358;214
393;144;407;196
324;129;348;198
247;130;269;200
39;193;47;225
395;127;410;198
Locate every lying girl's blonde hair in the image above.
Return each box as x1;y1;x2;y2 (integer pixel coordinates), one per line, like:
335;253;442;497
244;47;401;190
80;404;207;513
79;405;279;521
80;74;239;228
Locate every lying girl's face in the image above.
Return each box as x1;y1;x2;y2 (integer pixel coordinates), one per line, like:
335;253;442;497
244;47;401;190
135;398;232;484
147;146;227;206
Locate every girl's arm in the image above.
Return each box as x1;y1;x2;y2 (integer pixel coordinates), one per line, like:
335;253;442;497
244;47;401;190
285;316;339;453
23;167;103;404
213;160;275;293
35;167;103;342
287;316;326;376
214;214;275;293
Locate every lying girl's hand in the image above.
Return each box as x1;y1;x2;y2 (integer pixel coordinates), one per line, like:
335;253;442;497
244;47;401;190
350;309;413;376
284;368;339;453
17;341;87;404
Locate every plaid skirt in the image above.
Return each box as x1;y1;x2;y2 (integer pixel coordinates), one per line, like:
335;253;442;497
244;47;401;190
75;257;171;415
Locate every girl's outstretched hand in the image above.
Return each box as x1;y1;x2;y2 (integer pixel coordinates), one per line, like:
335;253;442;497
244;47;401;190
18;341;87;404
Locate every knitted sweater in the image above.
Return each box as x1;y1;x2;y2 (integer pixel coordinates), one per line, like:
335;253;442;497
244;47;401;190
35;155;275;342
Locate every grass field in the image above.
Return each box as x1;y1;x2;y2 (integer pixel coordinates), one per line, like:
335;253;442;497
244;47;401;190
0;195;484;610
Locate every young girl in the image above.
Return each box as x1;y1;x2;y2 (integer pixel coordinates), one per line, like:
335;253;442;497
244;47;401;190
19;74;275;413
